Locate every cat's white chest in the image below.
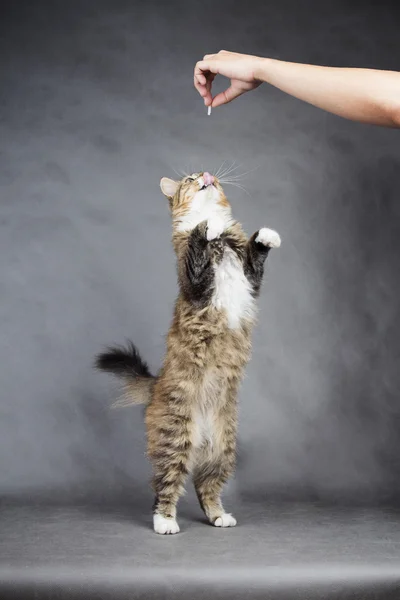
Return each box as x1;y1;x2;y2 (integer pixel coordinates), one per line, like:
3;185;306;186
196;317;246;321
212;249;255;329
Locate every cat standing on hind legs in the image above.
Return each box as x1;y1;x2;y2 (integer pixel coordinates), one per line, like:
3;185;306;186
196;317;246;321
95;171;281;534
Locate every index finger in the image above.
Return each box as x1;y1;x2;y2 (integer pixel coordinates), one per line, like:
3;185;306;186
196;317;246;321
194;59;220;84
194;65;206;86
194;76;213;107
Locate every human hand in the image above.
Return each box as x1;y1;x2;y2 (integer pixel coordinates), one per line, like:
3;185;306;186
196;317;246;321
194;50;264;108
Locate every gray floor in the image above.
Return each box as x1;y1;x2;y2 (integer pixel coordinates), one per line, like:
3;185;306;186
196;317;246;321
1;501;400;599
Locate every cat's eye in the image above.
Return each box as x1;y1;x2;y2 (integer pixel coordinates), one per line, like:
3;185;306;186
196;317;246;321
186;177;194;183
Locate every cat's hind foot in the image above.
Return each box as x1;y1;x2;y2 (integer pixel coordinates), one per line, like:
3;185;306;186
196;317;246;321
153;514;180;535
213;513;237;528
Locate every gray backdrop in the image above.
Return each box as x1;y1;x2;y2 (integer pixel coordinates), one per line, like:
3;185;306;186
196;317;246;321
1;0;400;507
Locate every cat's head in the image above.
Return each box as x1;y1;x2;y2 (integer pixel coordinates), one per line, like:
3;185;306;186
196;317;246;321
160;172;232;233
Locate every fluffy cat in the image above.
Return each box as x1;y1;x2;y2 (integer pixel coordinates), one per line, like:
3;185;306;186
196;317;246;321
95;171;281;534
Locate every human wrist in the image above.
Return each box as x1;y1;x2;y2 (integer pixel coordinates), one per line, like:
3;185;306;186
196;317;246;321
253;57;273;83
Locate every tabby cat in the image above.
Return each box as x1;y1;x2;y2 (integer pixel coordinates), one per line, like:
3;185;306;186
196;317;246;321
95;171;281;534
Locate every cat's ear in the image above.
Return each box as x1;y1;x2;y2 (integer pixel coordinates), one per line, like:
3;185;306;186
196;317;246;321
160;177;179;203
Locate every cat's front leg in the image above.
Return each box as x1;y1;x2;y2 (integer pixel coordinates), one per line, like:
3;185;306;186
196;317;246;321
255;228;281;250
180;221;215;306
206;216;226;264
206;215;225;241
244;228;281;296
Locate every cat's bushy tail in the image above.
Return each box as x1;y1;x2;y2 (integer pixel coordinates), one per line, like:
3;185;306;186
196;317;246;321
95;341;155;407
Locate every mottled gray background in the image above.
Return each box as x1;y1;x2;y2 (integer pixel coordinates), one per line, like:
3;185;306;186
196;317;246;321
1;0;400;507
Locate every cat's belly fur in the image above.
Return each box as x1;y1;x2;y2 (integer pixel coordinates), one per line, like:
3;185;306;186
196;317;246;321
192;369;223;452
211;248;255;329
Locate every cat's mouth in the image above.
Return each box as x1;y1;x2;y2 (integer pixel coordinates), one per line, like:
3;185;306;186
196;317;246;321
200;172;215;191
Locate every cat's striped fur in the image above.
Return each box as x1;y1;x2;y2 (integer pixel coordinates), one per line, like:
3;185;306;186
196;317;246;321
95;172;281;534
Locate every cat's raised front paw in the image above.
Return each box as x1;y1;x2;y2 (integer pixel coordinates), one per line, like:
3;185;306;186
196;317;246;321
207;216;225;241
255;228;281;249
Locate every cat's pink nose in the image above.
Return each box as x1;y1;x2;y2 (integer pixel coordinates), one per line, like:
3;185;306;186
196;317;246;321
203;172;215;186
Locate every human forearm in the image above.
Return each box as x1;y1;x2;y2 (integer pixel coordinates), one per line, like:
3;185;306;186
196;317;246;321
255;59;400;127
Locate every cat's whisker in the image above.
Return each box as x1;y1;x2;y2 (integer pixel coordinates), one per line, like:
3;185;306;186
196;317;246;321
220;179;248;187
219;177;248;184
227;164;263;180
220;181;251;197
175;168;186;179
167;162;185;179
215;160;228;178
217;160;236;179
181;161;193;178
218;161;245;180
221;172;250;181
218;161;240;179
214;162;223;178
219;164;263;182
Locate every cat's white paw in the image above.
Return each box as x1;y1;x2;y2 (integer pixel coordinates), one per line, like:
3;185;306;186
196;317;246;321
153;514;180;535
207;216;225;241
255;228;281;249
214;513;237;528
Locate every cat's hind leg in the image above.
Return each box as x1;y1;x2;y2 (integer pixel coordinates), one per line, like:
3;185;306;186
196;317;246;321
193;405;238;528
146;401;194;535
193;452;237;527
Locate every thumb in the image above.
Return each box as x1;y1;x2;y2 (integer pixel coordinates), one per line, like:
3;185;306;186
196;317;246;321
211;84;246;107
